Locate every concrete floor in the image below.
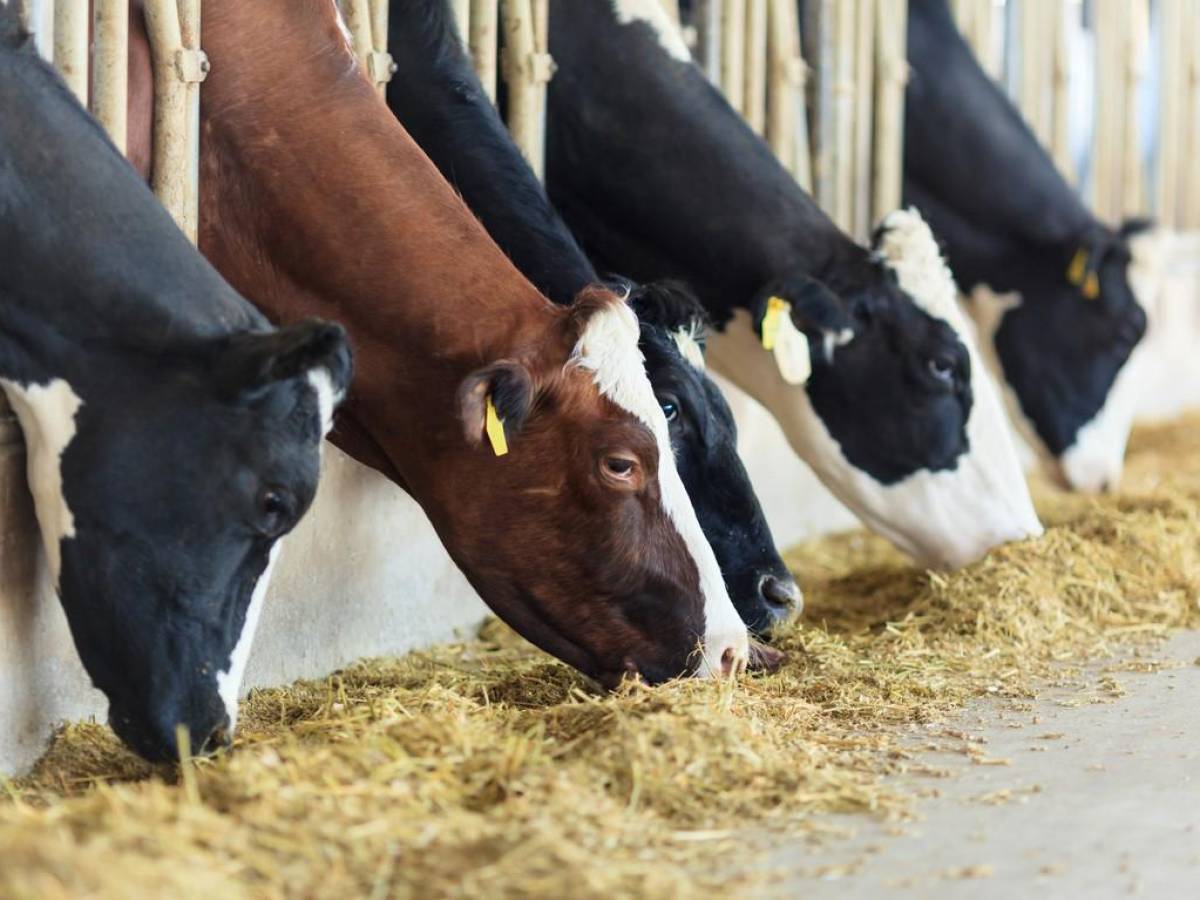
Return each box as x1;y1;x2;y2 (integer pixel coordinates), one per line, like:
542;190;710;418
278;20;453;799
774;631;1200;899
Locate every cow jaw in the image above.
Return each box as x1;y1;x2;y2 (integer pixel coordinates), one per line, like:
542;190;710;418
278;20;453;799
570;301;749;675
708;308;1042;569
0;377;81;587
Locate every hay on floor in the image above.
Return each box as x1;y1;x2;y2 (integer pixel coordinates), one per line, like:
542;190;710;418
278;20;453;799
2;416;1199;898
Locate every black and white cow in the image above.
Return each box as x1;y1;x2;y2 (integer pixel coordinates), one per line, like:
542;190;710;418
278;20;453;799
0;9;350;761
903;0;1149;493
383;0;800;634
542;0;1040;569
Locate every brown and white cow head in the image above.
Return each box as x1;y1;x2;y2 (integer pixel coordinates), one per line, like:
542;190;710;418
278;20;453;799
447;288;750;687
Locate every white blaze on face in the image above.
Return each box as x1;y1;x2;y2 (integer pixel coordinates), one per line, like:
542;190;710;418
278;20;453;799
215;543;280;729
609;0;693;62
0;377;81;586
571;301;749;675
215;367;340;728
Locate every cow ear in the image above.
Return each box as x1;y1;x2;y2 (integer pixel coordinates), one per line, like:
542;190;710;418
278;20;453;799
754;273;853;339
457;360;535;453
221;321;352;398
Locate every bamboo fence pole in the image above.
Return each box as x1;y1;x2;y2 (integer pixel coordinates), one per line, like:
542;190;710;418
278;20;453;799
92;0;130;153
366;0;394;94
451;0;470;45
720;0;746;113
659;0;681;22
873;0;907;224
52;0;88;103
1120;0;1147;218
832;0;857;232
470;0;499;102
143;0;207;241
1091;0;1123;219
1049;0;1073;182
765;0;810;188
1154;0;1183;226
1016;0;1049;147
743;0;767;134
1184;2;1200;227
852;0;876;240
501;0;553;179
339;0;373;73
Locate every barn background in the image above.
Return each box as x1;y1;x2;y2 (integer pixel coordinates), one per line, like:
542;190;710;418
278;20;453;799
2;0;1199;778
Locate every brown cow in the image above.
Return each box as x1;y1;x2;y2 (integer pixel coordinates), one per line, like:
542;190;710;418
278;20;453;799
125;0;753;687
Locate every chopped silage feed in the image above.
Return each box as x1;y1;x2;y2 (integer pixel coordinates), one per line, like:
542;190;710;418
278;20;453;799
3;416;1200;899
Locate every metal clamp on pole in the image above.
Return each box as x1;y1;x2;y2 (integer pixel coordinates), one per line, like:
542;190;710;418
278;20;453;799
174;47;210;83
366;49;397;88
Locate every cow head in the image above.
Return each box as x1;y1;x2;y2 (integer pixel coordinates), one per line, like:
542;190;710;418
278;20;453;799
707;208;1041;569
966;222;1150;493
0;314;351;762
629;281;801;634
450;288;750;686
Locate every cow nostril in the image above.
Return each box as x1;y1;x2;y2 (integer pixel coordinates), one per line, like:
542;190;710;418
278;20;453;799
759;575;803;617
198;717;233;756
719;646;745;677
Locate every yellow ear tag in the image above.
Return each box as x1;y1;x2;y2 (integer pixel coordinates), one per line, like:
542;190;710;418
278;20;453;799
485;395;508;457
761;296;790;351
1082;271;1100;300
1066;247;1088;286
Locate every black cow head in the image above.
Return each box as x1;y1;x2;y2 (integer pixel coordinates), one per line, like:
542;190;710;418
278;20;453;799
629;281;801;634
706;209;1041;569
0;314;351;762
966;222;1149;493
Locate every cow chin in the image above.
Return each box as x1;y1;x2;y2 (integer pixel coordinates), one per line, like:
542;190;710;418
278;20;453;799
1056;343;1146;494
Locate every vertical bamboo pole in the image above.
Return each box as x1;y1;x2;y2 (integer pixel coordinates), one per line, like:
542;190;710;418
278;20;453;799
143;0;207;242
1120;0;1147;218
339;0;373;72
21;0;53;62
1016;0;1050;147
93;0;130;154
742;0;768;134
470;0;499;102
53;0;88;103
873;0;907;225
832;0;857;232
720;0;746;112
1049;0;1073;183
852;0;876;240
502;0;553;179
659;0;681;21
1184;2;1200;227
451;0;470;47
765;0;810;189
1155;0;1183;226
1091;0;1124;220
951;0;997;79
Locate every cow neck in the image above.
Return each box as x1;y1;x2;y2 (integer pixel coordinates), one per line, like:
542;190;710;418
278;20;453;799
386;0;598;307
196;0;559;409
903;0;1096;247
0;35;260;352
545;2;843;323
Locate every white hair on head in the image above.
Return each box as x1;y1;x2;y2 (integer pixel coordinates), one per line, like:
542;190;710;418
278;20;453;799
672;321;706;370
876;207;964;328
569;297;749;676
609;0;693;63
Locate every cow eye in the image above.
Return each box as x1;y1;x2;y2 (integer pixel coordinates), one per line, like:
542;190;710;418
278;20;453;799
257;488;294;537
659;396;680;422
926;355;956;386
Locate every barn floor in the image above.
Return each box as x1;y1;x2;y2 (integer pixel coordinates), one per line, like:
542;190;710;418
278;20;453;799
775;629;1200;897
2;415;1199;898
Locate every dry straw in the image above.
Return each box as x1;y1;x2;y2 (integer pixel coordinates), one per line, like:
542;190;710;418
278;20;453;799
3;416;1199;898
